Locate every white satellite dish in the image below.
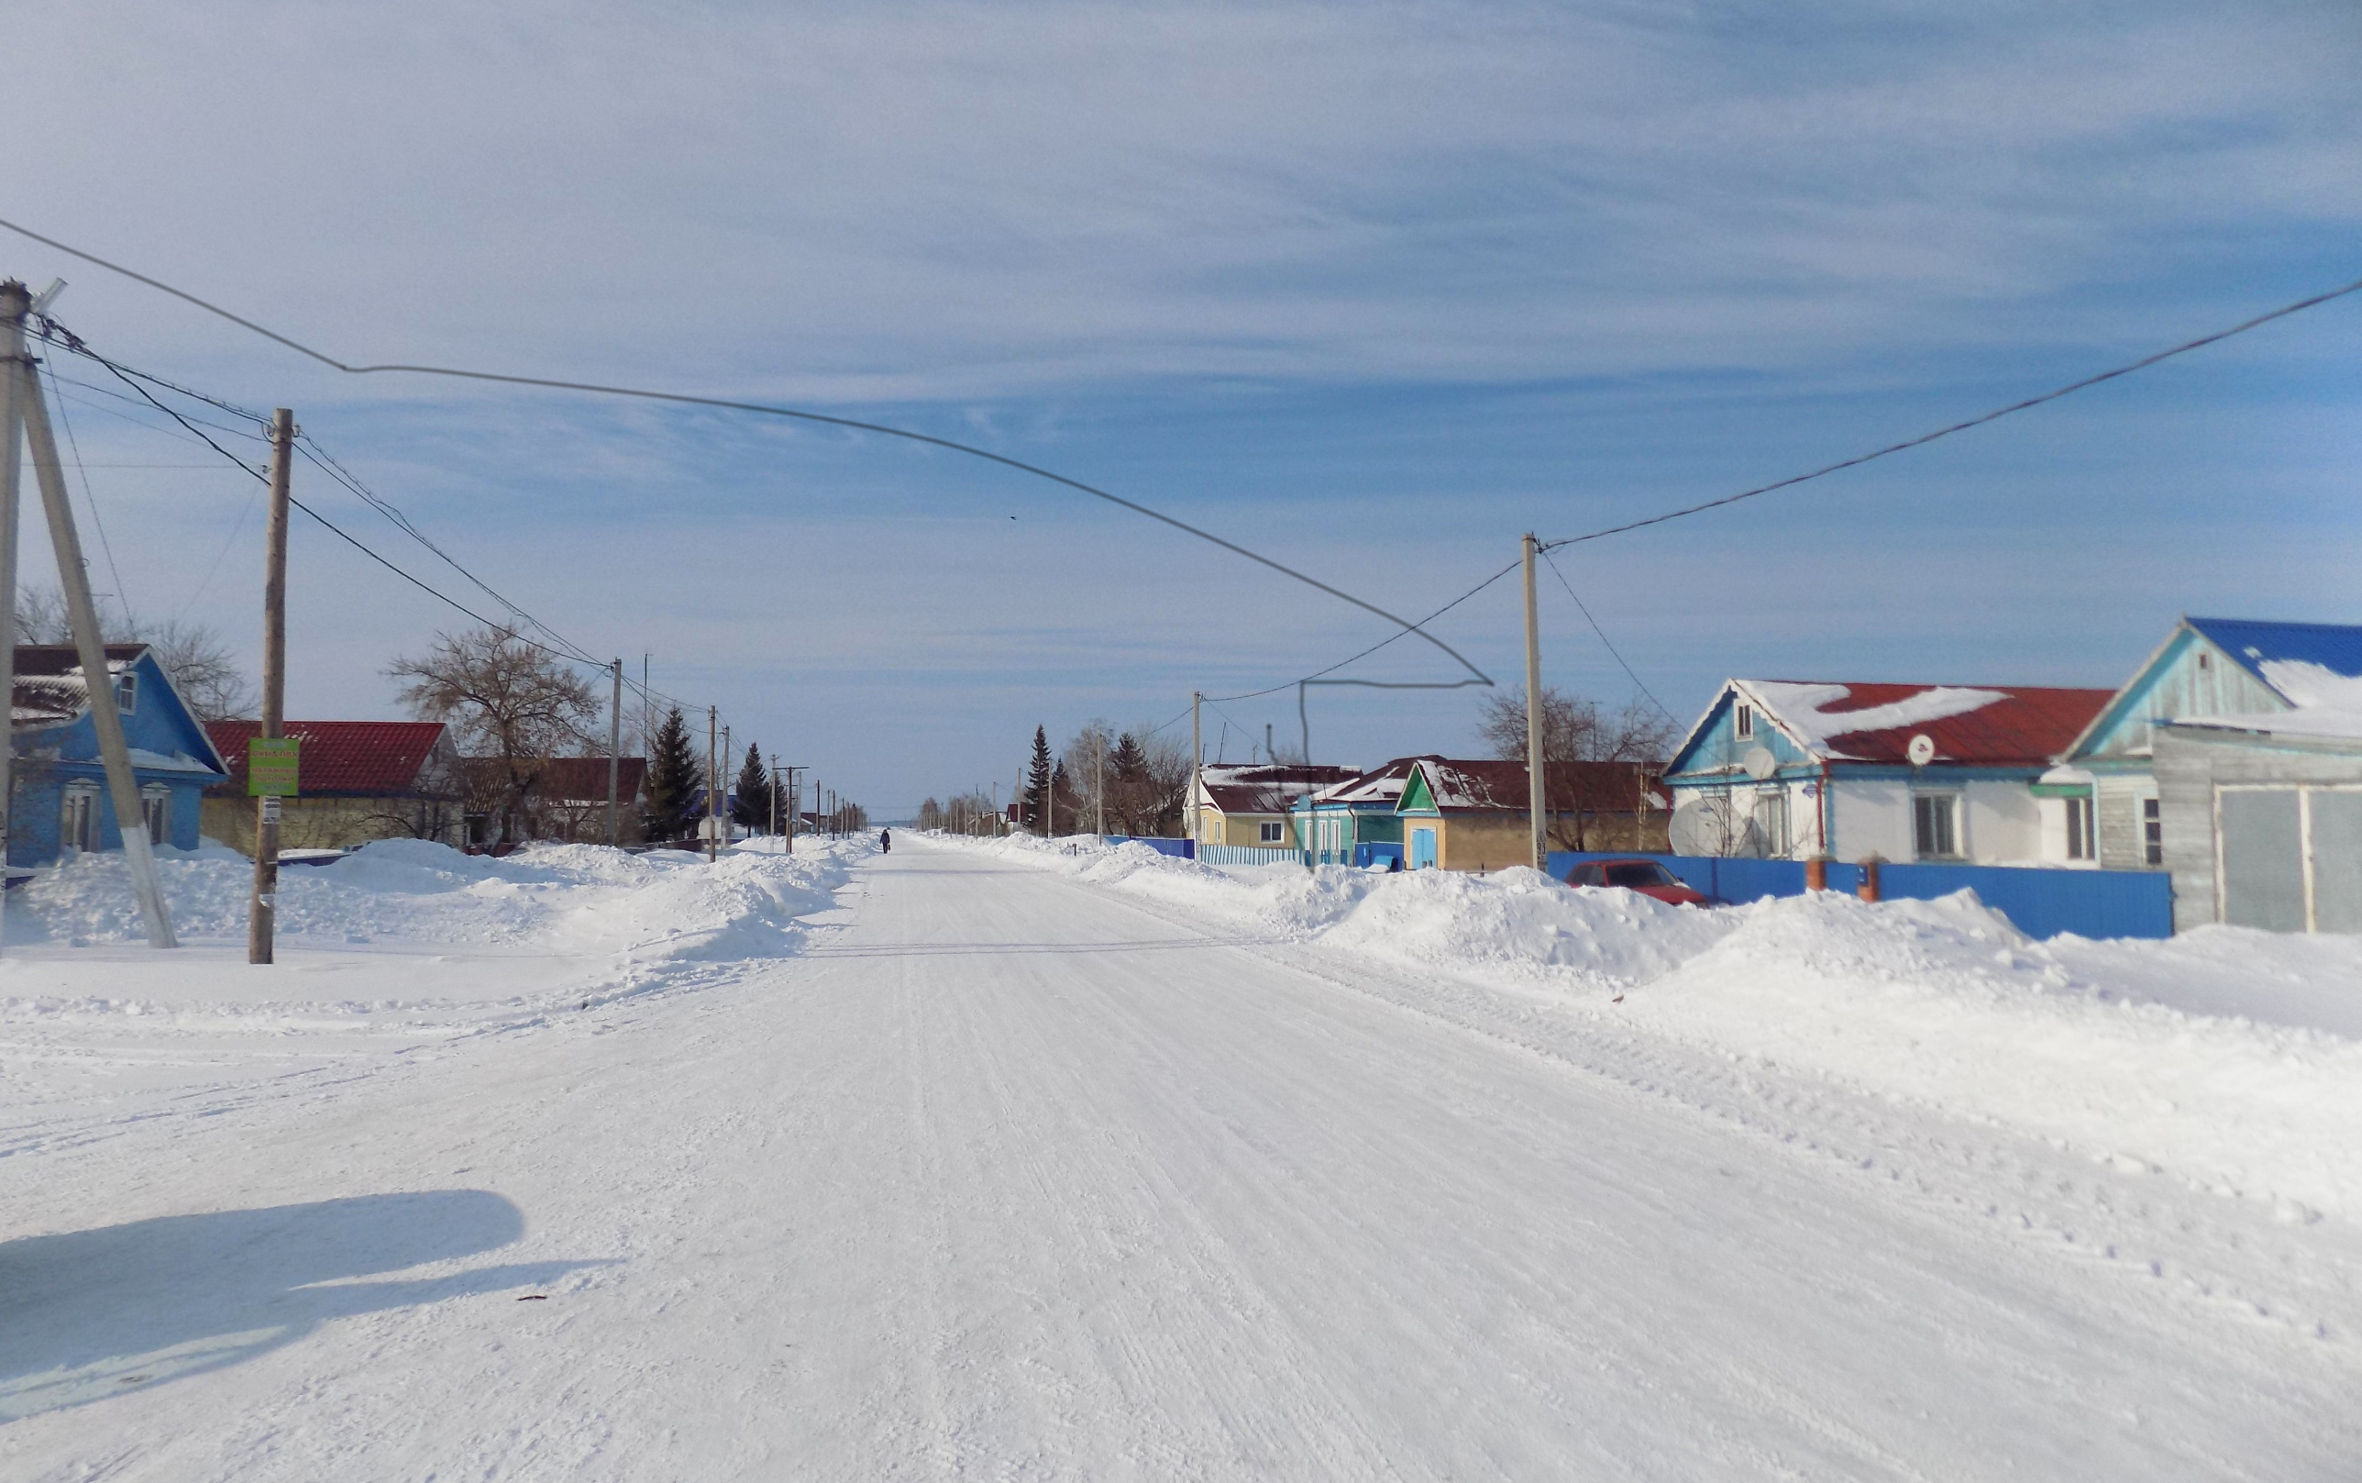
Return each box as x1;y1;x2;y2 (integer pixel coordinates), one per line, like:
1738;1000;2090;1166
1906;734;1936;767
1669;798;1719;855
1742;746;1777;781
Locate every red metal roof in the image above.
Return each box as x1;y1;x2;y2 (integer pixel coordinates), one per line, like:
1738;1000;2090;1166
207;720;451;796
1410;757;1660;812
1754;682;2114;766
530;756;647;803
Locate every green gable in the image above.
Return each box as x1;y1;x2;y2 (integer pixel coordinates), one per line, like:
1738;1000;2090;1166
1397;766;1438;815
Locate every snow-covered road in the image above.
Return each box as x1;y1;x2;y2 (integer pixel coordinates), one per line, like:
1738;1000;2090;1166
5;836;2358;1479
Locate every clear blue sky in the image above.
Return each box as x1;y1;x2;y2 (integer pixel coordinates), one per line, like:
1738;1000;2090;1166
11;1;2361;815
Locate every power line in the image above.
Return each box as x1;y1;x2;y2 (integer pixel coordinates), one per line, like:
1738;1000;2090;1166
38;356;132;613
1537;546;1676;724
0;215;1490;687
1542;272;2362;551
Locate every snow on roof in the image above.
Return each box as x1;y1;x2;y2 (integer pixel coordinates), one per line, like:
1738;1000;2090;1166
1741;680;2114;766
1197;764;1360;814
2186;617;2362;697
2168;659;2362;743
1305;756;1430;807
11;643;144;729
1410;757;1659;811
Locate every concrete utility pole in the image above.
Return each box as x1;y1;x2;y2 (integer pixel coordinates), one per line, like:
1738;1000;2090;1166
722;723;732;845
0;283;26;953
1189;691;1201;846
1522;532;1546;874
605;658;621;847
248;410;295;962
1095;730;1105;839
706;706;718;863
19;345;176;945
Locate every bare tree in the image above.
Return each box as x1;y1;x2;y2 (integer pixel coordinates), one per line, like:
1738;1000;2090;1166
1476;685;1677;767
146;620;257;722
388;627;598;847
1477;685;1681;851
17;586;257;723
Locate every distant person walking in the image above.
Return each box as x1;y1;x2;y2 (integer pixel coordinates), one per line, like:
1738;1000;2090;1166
879;828;892;854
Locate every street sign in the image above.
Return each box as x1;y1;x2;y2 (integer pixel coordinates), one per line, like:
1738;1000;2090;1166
249;738;300;797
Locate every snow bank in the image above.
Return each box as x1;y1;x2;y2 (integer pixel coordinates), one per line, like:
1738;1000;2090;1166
942;832;2362;1221
7;838;852;960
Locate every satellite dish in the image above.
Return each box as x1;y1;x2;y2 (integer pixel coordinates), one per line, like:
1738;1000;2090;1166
1669;798;1719;855
1907;734;1936;767
1742;746;1777;781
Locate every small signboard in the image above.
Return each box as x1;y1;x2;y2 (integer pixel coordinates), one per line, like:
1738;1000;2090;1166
249;738;301;797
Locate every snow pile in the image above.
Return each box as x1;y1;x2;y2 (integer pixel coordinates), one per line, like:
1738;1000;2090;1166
8;838;852;961
944;832;2362;1220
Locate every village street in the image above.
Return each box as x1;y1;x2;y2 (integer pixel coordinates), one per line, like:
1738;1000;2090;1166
4;836;2358;1479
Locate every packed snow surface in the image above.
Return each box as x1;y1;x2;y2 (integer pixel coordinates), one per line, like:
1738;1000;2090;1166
3;832;2357;1478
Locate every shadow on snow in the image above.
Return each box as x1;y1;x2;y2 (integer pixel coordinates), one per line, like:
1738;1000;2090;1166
0;1190;595;1422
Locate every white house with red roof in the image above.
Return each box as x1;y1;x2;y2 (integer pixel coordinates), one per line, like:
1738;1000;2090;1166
1662;679;2114;867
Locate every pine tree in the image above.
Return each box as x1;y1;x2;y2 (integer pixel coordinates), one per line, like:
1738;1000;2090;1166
642;707;703;842
1109;731;1149;834
1025;725;1053;833
731;743;773;831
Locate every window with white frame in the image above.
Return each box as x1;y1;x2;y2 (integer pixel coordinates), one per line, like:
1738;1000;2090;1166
141;785;171;845
115;669;138;714
62;784;101;853
2064;794;2095;861
1259;820;1284;844
1734;703;1755;740
1912;793;1960;859
1752;790;1789;858
2143;797;2163;867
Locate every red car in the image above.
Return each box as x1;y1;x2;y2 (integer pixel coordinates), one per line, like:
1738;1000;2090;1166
1563;858;1708;907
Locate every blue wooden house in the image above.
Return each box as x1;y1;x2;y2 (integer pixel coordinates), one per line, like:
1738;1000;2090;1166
10;643;228;868
1662;679;2113;867
2061;616;2362;931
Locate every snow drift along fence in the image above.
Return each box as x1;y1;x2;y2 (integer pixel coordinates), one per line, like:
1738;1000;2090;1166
1545;851;2173;941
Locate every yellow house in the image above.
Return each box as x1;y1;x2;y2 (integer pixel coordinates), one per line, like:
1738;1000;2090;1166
1189;763;1359;849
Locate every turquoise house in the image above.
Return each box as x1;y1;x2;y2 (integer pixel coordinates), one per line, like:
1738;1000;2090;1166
1292;757;1423;864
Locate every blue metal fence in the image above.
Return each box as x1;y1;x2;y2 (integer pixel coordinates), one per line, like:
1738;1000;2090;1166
1101;836;1194;860
1544;851;2173;941
1195;843;1303;867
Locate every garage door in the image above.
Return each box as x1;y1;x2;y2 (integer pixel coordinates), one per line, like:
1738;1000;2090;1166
2219;789;2304;932
2311;791;2362;934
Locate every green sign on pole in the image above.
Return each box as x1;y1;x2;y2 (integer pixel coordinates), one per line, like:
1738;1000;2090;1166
248;737;301;797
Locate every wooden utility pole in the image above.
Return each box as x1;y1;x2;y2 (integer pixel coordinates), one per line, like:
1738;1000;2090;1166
605;658;622;847
18;355;177;945
1189;691;1201;847
0;283;26;953
1095;728;1105;838
247;410;295;961
706;706;718;862
1522;532;1545;874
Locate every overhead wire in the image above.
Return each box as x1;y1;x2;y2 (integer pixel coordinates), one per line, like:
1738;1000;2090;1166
37;314;725;726
0;214;1490;688
37;355;133;616
1540;272;2362;552
1537;546;1676;724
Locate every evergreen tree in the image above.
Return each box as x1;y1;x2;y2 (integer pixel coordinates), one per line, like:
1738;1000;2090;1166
642;707;703;842
1025;725;1053;833
730;743;774;830
1050;759;1071;836
1109;731;1149;834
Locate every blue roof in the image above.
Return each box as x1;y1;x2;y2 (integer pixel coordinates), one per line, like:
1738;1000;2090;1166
2186;618;2362;699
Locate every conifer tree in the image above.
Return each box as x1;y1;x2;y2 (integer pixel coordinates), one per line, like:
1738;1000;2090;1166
731;743;774;830
1109;731;1150;834
1025;726;1053;833
642;707;703;842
